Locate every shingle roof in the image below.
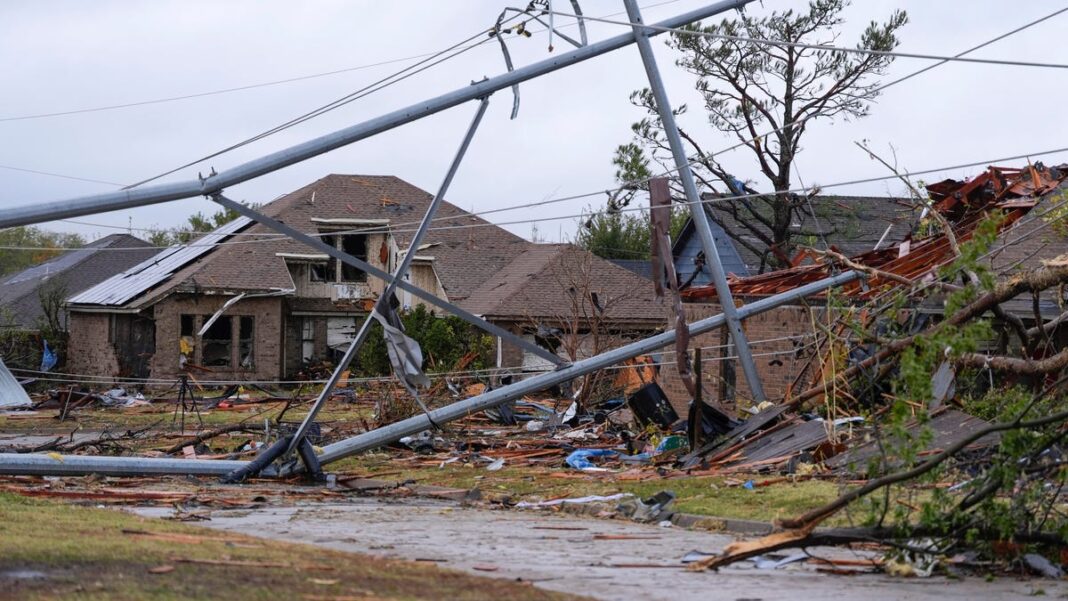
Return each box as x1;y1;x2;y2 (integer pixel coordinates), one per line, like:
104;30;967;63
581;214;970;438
0;234;157;328
678;194;919;275
75;175;530;309
984;192;1068;318
459;243;663;324
610;259;653;280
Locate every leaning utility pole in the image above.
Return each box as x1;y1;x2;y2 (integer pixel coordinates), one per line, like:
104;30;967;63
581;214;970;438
0;0;800;479
622;0;766;401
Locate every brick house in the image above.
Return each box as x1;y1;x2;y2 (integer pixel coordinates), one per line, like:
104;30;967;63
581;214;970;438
65;175;666;382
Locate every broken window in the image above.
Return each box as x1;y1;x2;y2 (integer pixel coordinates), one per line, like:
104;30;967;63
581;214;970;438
179;314;195;360
309;261;328;282
301;318;315;363
238;316;254;369
339;234;367;282
201;316;232;367
180;315;194;337
320;232;368;283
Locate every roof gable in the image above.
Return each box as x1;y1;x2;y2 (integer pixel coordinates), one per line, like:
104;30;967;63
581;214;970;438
70;175;530;308
675;195;918;275
460;243;663;323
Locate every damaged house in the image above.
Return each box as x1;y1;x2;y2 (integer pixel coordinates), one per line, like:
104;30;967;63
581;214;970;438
658;164;1068;412
65;175;663;382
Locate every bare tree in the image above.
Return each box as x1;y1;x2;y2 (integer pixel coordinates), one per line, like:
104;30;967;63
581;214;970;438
526;249;637;407
616;1;907;272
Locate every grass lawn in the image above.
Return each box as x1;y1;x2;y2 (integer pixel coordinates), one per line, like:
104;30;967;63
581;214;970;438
330;454;849;525
0;492;580;601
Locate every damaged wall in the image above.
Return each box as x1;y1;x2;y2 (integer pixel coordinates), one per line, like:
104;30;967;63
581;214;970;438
149;295;285;382
658;302;829;416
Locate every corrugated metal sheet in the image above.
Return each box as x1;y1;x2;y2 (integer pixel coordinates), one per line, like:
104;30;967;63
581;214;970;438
0;358;32;408
68;217;253;306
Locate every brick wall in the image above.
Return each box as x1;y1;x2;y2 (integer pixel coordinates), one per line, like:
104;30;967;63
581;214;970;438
657;302;829;417
67;312;121;380
149;295;285;382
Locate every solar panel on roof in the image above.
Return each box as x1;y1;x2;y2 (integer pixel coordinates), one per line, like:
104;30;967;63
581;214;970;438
68;217;252;306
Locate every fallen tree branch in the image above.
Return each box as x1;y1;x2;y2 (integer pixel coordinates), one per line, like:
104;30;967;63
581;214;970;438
956;346;1068;376
163;423;256;455
687;525;1066;571
787;258;1068;408
777;405;1068;532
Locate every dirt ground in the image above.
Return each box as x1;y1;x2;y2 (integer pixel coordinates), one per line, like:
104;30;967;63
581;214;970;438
133;499;1064;601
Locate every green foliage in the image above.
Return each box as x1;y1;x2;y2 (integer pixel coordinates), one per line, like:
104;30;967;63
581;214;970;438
1042;190;1068;238
0;226;86;277
850;212;1068;563
573;207;689;261
354;305;495;377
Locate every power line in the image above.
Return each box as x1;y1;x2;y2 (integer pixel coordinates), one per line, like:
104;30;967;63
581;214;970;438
549;7;1068;70
9;144;1068;252
435;3;1068;228
0;0;683;126
122;20;521;190
11;5;1065;238
0;164;123;187
0;55;458;124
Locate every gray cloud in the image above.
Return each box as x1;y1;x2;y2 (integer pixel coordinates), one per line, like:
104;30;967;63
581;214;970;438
2;1;1065;246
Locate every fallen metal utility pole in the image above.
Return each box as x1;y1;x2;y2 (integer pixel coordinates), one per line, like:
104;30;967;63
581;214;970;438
623;0;766;402
0;0;754;229
315;271;857;463
0;271;861;477
279;97;492;456
0;0;781;478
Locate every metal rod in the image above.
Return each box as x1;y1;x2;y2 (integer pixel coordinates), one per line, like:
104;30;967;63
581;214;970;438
0;454;252;477
0;0;754;229
285;98;491;455
0;271;860;478
622;0;766;401
210;193;563;366
316;270;859;463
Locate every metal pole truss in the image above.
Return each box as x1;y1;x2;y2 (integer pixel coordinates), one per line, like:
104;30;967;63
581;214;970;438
282;97;492;455
0;271;862;477
622;0;766;401
0;0;789;478
0;0;754;229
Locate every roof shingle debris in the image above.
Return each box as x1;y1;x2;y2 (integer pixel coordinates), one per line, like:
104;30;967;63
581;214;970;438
682;163;1068;302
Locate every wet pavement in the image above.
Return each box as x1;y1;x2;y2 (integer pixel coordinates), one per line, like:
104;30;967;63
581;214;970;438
134;499;1062;600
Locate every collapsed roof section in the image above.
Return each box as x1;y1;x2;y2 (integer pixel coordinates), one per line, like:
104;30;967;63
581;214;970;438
682;163;1068;302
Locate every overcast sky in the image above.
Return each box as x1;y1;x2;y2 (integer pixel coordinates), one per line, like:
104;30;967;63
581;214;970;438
2;0;1066;246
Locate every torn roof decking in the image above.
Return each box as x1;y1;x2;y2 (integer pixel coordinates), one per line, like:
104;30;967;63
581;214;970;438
682;164;1068;302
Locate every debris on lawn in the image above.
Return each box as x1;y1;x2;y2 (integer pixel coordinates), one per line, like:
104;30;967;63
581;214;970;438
2;162;1068;583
